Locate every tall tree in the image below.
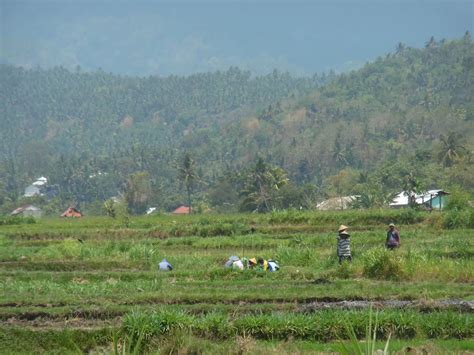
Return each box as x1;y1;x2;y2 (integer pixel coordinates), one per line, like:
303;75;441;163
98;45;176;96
178;153;198;213
124;171;152;214
438;132;467;167
240;158;288;212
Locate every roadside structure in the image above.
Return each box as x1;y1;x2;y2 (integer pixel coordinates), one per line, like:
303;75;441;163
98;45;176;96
61;207;82;218
390;190;449;209
316;196;358;210
23;176;52;198
172;205;191;214
10;205;42;218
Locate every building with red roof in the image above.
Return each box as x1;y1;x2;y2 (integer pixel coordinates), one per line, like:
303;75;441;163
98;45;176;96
61;207;82;218
172;205;191;214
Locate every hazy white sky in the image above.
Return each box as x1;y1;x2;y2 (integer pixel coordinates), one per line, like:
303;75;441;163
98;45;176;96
1;0;472;76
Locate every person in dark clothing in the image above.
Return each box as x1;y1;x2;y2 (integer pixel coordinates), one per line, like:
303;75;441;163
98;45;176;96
386;223;400;250
337;224;352;264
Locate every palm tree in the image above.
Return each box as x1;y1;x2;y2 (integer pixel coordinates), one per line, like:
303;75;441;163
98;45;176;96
178;153;198;213
425;36;437;49
438;132;467;167
395;42;406;55
240;158;288;212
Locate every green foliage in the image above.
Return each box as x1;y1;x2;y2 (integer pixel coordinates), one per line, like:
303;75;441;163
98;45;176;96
113;327;147;355
399;209;421;224
443;208;474;229
120;309;473;342
103;199;117;218
333;261;356;279
178;153;198;212
338;307;391;355
0;215;36;225
269;209;309;224
125;172;152;215
363;248;405;280
0;212;473;353
445;186;470;211
240;158;289;212
1;36;473;213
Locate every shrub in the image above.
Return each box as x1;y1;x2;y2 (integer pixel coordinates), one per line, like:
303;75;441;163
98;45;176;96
399;209;418;224
444;187;470;212
443;208;474;229
362;248;405;280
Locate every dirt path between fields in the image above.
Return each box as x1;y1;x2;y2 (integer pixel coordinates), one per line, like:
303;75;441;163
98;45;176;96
2;299;473;312
1;316;122;330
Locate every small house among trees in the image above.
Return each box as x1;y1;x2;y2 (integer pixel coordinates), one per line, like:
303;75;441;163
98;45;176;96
11;205;42;218
61;207;82;218
172;205;191;214
24;185;41;197
390;190;449;209
316;196;358;210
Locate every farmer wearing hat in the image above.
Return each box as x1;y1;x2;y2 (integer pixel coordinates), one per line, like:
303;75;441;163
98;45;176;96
386;223;400;250
247;257;257;269
337;225;352;264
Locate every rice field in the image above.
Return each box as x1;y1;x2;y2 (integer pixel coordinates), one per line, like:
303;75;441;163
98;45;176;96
0;209;473;354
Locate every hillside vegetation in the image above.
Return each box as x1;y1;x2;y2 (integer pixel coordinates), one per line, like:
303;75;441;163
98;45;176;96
0;34;473;214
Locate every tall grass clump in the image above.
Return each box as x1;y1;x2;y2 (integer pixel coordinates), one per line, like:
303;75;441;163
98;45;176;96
443;208;474;229
275;245;315;266
123;308;193;338
333;260;356;279
128;244;156;262
442;188;474;229
338;307;391;355
113;327;147;355
362;248;405;280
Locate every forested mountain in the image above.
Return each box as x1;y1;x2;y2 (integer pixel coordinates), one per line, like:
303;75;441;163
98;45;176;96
0;34;473;214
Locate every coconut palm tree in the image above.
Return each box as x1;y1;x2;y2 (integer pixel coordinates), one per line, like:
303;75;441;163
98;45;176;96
178;153;198;213
438;132;467;167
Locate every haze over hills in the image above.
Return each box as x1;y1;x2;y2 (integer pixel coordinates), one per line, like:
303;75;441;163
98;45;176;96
0;33;472;214
2;1;472;76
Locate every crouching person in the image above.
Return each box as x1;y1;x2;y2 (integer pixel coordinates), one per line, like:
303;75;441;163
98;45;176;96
158;258;173;271
337;225;352;264
267;259;280;272
225;255;244;270
257;257;268;271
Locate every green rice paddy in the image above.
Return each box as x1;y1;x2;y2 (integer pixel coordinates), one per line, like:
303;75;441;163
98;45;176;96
0;209;473;353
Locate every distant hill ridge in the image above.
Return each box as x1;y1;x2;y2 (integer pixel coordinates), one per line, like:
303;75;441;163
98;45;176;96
0;34;472;210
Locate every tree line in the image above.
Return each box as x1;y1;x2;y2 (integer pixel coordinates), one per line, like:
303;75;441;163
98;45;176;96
0;33;472;215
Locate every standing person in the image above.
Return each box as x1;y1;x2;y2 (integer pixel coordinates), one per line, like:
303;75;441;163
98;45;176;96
337;225;352;264
386;223;400;250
